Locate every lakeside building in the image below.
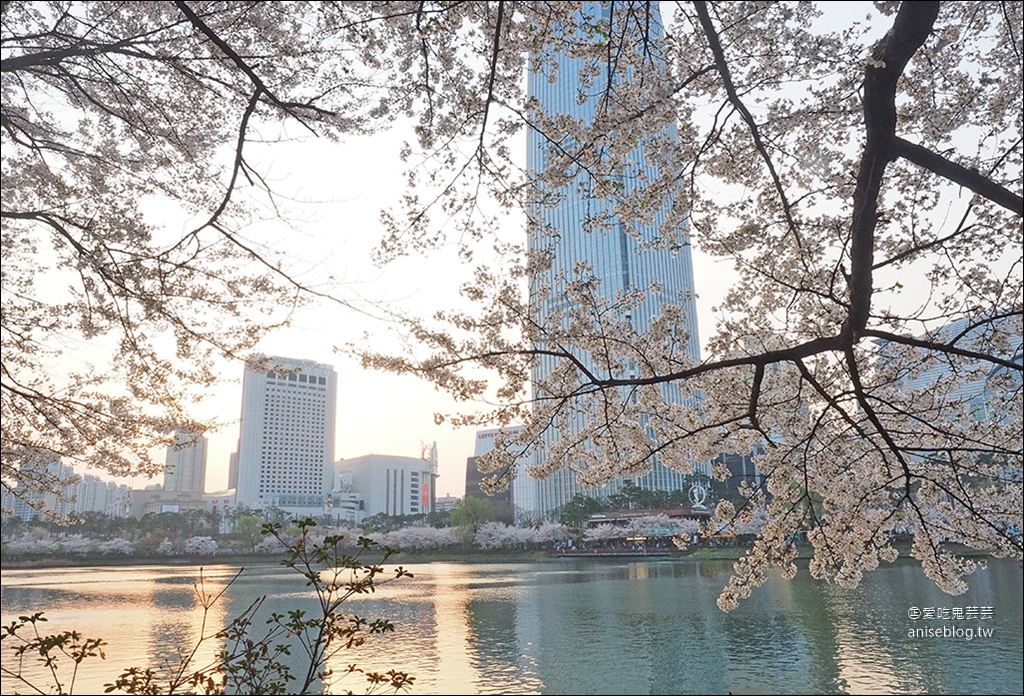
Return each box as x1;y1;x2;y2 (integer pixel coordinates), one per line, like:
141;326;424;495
466;427;522;524
162;429;208;493
232;356;338;516
333;444;439;524
518;1;704;521
434;494;461;514
128;489;205;518
203;490;237;532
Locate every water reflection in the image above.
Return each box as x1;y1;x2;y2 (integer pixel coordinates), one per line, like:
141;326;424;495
1;559;1020;695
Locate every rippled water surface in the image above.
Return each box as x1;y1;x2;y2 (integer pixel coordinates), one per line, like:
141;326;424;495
2;558;1021;694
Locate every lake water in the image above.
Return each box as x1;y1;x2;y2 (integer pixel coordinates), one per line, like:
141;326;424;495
1;557;1021;694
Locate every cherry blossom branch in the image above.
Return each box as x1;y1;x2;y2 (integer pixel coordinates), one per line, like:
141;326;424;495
893;137;1023;216
846;1;939;339
864;326;1023;373
693;0;803;251
172;1;330;126
476;0;505;156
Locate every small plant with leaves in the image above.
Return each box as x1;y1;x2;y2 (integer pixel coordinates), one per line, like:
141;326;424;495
1;519;414;695
212;519;414;695
2;612;107;695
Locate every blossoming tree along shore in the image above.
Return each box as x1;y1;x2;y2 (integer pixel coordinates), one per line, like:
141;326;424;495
360;0;1023;609
3;2;1021;609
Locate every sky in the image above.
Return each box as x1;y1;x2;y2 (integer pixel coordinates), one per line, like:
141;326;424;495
90;1;1001;501
121;120;736;499
121;0;889;500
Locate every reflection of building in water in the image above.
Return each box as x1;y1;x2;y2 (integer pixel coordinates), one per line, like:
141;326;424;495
817;564;920;694
3;561;1018;694
430;573;485;691
511;562;739;692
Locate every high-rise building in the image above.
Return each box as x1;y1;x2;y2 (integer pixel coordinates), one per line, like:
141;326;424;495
518;2;703;521
234;356;337;514
1;460;77;521
876;315;1023;422
163;429;208;493
467;427;523;524
2;463;130;521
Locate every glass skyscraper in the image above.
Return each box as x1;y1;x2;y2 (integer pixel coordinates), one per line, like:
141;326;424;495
514;2;703;522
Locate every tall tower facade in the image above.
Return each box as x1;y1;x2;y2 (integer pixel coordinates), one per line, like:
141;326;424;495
234;356;337;514
517;2;702;521
163;429;208;493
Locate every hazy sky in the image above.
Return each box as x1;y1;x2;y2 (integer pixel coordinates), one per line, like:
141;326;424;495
118;2;895;500
127;118;735;499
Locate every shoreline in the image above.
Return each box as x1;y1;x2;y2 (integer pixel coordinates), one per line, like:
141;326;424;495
0;547;720;570
0;541;1000;571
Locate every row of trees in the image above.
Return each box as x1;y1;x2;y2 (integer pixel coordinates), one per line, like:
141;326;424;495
2;509;221;538
2;519;571;556
5;501;776;564
5;515;741;557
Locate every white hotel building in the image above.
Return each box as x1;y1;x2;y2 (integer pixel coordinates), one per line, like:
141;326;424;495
233;356;338;515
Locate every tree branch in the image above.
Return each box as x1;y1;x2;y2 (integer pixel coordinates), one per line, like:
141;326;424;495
692;0;803;251
864;326;1023;373
846;1;939;339
893;137;1023;216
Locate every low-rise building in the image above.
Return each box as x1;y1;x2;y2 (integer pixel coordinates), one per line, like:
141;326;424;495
333;444;439;522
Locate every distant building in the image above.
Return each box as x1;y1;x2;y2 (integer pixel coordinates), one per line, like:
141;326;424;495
334;444;439;520
128;489;205;518
872;315;1022;489
328;471;366;524
466;427;523;524
434;494;461;514
204;490;238;532
876;315;1022;421
1;462;129;521
163;429;208;493
713;449;764;502
227;451;239;490
1;461;76;521
69;475;129;517
204;490;236;513
233;356;338;516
